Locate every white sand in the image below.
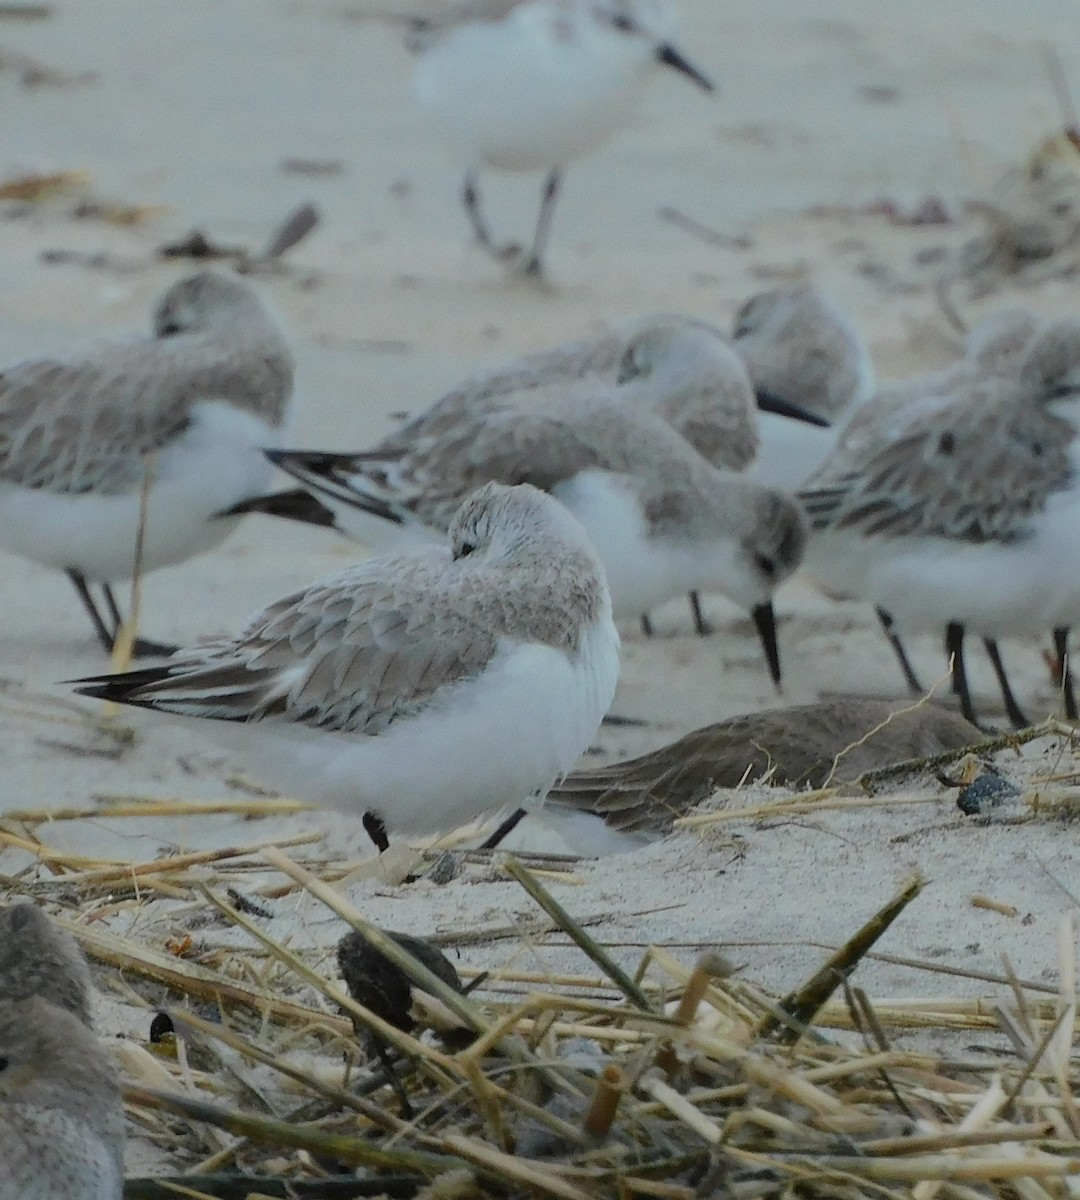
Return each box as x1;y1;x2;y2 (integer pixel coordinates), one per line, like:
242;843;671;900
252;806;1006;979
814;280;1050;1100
1;0;1079;1175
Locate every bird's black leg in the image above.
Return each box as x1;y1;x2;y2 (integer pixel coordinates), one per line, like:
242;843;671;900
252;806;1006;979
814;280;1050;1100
100;582;177;659
479;807;527;849
1054;627;1077;720
363;812;390;853
875;607;924;694
462;168;494;251
688;591;712;637
981;638;1028;729
640;613;654;638
65;569;116;655
945;621;977;726
517;168;562;278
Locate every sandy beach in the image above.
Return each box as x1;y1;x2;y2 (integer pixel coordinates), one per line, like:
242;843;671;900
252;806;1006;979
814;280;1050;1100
2;0;1080;1180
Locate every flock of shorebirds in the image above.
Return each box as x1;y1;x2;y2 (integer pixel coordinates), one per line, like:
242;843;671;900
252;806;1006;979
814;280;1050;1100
4;272;1077;858
4;0;1078;856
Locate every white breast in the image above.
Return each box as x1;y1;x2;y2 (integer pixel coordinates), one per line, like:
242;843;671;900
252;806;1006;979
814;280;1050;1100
189;620;621;838
0;401;283;582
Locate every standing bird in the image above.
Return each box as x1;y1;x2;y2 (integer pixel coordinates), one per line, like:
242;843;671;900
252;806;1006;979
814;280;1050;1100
237;318;824;645
731;284;876;424
391;315;826;635
407;0;714;276
799;320;1080;728
0;997;125;1200
730;284;875;490
75;483;621;852
806;306;1048;706
0;271;294;657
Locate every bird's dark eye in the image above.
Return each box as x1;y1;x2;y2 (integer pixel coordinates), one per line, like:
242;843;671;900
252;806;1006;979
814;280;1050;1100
756;554;776;580
610;13;633;30
456;539;477;559
0;1056;8;1072
158;322;182;337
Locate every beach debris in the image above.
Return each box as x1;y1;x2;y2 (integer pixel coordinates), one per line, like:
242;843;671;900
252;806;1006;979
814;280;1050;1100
0;5;53;18
0;823;1076;1197
957;771;1023;816
657;204;754;249
157;202;320;271
337;926;463;1036
0;169;87;201
280;157;344;176
953;133;1080;294
0;43;94;85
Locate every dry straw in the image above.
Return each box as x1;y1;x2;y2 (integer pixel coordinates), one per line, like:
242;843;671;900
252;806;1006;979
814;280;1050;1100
3;711;1080;1197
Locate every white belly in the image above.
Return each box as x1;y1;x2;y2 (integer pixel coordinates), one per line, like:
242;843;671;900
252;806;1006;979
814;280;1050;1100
866;526;1069;638
750;417;837;490
194;625;620;837
412;15;653;170
553;470;747;616
0;402;282;582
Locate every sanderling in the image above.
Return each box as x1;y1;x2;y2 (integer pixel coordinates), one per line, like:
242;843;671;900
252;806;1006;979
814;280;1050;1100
389;316;756;458
74;483;621;850
0;904;93;1028
799;319;1080;727
729;285;875;492
407;0;713;276
0;997;125;1200
367;317;765;473
240;317;823;644
804;305;1049;706
546;697;980;845
731;284;876;423
264;330;808;684
0;271;294;657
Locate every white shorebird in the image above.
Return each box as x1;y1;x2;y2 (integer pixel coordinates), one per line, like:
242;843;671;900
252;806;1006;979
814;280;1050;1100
799;319;1080;727
407;0;714;276
261;331;809;684
75;483;621;850
0;904;93;1028
0;997;125;1200
728;284;876;490
731;284;876;422
0;271;294;657
403;313;829;456
803;305;1049;707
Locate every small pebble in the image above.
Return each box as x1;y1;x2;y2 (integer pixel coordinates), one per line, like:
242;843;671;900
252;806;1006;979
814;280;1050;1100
425;851;461;886
957;772;1022;816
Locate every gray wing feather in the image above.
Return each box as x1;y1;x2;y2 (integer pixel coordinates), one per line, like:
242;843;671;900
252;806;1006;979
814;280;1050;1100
113;554;501;735
364;406;607;529
0;344;209;494
799;388;1072;542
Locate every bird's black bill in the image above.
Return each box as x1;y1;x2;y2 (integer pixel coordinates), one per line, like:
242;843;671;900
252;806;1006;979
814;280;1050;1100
755;389;832;428
655;43;715;92
216;488;337;528
751;602;782;690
